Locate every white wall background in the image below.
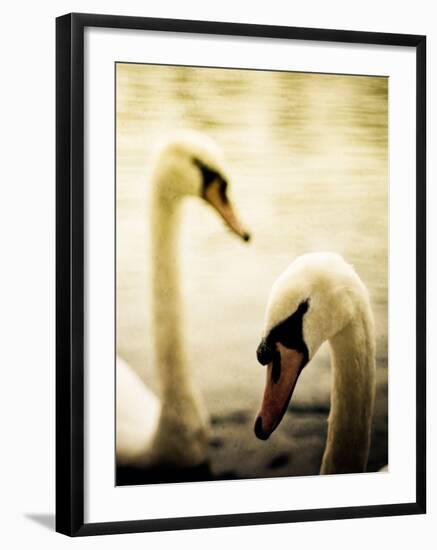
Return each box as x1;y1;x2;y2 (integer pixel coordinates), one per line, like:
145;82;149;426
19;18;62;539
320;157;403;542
0;0;434;547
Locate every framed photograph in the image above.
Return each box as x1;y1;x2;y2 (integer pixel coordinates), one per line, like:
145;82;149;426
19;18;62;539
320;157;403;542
56;12;426;536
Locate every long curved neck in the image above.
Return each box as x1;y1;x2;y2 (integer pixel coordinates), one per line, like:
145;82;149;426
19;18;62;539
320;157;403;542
320;305;376;474
147;183;208;467
151;188;192;402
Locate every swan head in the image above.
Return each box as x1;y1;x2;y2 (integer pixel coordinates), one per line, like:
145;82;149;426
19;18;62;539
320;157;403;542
152;130;250;241
254;252;369;440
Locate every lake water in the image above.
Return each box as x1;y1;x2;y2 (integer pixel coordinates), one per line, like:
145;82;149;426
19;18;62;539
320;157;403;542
116;64;388;479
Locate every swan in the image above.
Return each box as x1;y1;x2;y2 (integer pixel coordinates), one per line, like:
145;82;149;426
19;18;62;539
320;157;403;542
254;252;376;475
117;130;250;469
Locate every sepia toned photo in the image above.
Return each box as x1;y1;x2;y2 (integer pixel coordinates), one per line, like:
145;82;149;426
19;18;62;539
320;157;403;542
115;62;388;486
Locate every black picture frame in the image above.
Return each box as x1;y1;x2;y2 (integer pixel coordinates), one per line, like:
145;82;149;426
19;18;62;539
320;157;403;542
56;12;426;537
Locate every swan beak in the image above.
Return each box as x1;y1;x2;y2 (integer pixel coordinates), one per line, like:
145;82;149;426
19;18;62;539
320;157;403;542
203;179;251;242
254;343;305;440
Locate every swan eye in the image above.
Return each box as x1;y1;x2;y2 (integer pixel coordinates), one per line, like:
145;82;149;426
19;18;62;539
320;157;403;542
193;158;219;186
193;157;228;202
262;300;310;364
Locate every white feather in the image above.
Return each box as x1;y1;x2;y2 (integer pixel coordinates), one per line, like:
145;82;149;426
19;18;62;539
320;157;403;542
116;131;231;468
262;252;381;474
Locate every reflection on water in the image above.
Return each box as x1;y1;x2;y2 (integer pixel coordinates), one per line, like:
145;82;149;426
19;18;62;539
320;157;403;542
116;64;388;479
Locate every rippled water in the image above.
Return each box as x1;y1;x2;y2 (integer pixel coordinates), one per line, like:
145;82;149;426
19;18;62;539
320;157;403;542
116;64;388;479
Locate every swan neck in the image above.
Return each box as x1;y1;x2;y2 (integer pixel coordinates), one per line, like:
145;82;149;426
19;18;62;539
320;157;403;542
321;309;376;474
151;190;192;400
145;185;208;468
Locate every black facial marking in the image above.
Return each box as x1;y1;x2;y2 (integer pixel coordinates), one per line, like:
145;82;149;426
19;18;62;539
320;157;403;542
193;157;228;203
256;300;310;366
256;338;273;365
271;348;281;383
218;179;228;203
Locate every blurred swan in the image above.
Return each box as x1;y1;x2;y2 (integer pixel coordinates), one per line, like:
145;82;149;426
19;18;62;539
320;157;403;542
254;252;377;474
116;131;250;468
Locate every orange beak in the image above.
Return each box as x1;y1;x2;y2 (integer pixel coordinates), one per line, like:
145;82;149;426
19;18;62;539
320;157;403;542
203;178;251;242
254;342;306;440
